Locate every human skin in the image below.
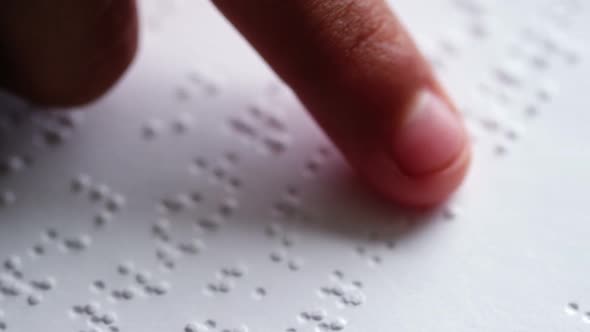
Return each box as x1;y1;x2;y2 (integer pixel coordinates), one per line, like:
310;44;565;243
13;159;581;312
0;0;470;207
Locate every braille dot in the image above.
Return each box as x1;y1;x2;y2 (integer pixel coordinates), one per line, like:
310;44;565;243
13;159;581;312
94;211;113;228
225;152;240;164
494;144;507;156
105;194;126;212
93;280;106;291
229;118;257;139
190;192;203;203
160;195;190;214
4;256;22;271
117;262;134;275
288;259;303;271
263;137;286;155
72;305;85;315
309;309;327;321
102;313;117;325
27;294;42;306
142;120;162;139
172;113;192;133
270;250;285;263
63;235;91;252
45;228;59;240
71;174;92;192
178;240;203;255
31;277;55;291
193;157;208;170
84;302;101;315
254;287;267;299
228;177;242;190
205;319;217;328
329;318;347;331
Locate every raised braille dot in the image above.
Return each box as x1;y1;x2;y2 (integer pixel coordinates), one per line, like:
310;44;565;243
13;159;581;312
84;302;101;315
205;319;217;328
102;313;117;325
253;287;267;299
31;277;55;291
93;280;106;291
45;228;59;240
178;240;203;255
105;194;126;212
142;119;163;139
4;256;22;271
94;211;113;227
309;309;327;321
329;318;347;331
71;174;92;192
27;294;42;306
270;250;285;263
89;184;110;202
63;235;91;252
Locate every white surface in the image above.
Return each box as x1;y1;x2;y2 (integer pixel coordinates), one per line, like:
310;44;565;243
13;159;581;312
0;0;589;331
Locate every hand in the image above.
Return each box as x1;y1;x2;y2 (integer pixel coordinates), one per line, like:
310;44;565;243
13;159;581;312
0;0;470;207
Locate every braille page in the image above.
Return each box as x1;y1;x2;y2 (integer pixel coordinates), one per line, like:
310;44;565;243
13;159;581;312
0;0;589;331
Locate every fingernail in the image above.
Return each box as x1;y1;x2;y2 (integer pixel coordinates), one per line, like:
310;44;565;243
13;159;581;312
391;89;466;177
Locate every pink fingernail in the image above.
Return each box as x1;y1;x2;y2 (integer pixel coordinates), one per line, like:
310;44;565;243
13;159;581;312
391;89;466;177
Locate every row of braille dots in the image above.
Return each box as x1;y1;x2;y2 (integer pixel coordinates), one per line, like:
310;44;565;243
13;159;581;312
566;302;590;324
153;218;205;270
190;153;242;193
523;27;580;69
289;309;347;331
205;265;247;296
176;70;220;101
424;0;492;72
268;246;304;272
318;270;366;308
71;302;120;332
185;319;249;332
354;225;410;267
31;111;82;147
1;257;55;307
40;227;93;255
71;174;126;228
271;186;306;221
0;155;30;210
141;112;194;140
92;263;170;302
302;146;333;178
228;105;290;156
468;55;556;155
159;193;239;232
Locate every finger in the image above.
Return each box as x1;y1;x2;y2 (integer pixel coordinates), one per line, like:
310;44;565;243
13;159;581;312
0;0;138;106
213;0;471;207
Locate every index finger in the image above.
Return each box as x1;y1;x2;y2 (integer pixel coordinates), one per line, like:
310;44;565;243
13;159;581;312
213;0;471;206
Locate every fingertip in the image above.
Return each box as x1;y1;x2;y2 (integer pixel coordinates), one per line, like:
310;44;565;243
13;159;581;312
359;136;471;208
